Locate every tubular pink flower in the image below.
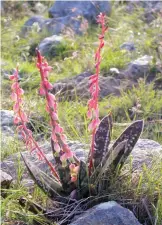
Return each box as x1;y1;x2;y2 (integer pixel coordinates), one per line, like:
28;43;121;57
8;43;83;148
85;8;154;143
88;13;108;175
36;50;79;181
10;67;60;182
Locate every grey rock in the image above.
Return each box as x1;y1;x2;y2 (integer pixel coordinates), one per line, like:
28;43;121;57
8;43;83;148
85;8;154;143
70;201;141;225
130;139;162;170
38;35;64;56
1;110;14;127
125;55;153;79
1;139;161;188
22;15;88;36
22;1;111;36
0;170;13;189
120;42;135;52
52;72;122;100
126;1;162;23
46;15;89;35
48;1;111;22
21;16;50;36
33;2;48;14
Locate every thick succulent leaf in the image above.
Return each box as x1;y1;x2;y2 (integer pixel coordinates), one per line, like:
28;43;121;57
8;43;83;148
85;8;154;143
77;160;89;199
90;120;144;186
103;120;144;167
88;114;112;169
21;153;64;198
96;140;128;186
111;120;143;154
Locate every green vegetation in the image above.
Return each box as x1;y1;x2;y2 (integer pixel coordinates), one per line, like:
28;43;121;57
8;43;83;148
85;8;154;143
1;2;162;225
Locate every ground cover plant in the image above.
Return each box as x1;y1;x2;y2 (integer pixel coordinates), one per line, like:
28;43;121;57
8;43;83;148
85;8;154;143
1;2;162;225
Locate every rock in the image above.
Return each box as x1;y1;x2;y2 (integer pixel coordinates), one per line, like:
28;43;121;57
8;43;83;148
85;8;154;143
21;16;49;36
33;2;47;14
52;72;122;100
48;1;111;22
0;170;13;189
125;55;153;79
22;14;89;36
1;110;14;127
1;139;161;188
38;35;64;57
130;139;162;170
0;110;16;138
70;201;141;225
22;1;111;36
120;42;135;52
126;1;162;23
0;140;88;183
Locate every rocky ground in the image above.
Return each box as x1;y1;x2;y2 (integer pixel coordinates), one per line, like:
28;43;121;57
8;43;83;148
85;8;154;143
1;1;162;225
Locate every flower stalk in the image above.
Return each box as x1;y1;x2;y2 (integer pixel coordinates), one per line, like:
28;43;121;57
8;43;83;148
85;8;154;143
9;67;60;182
87;13;108;175
36;50;79;181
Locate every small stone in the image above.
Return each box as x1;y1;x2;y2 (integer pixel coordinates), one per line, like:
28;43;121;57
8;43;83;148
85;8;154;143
38;35;64;57
120;42;135;52
70;201;141;225
0;170;13;189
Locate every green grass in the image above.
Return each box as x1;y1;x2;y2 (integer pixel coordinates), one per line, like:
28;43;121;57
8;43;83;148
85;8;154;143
1;2;162;224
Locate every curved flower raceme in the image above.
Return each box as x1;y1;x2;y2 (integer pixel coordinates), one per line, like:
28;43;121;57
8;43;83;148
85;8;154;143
36;50;79;182
87;13;108;175
9;67;60;182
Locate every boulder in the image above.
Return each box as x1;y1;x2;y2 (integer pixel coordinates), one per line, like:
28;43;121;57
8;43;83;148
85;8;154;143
70;201;141;225
22;1;111;36
120;42;135;52
125;55;153;79
0;170;13;189
21;15;50;36
126;1;162;23
38;35;64;57
52;72;123;100
48;1;111;22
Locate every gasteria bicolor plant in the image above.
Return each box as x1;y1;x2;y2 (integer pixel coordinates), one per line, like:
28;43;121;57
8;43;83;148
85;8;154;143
10;13;144;223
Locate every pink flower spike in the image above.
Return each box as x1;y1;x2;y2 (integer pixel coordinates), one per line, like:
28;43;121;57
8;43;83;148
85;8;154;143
9;75;15;80
69;164;75;170
14;116;20;124
71;176;77;182
65;150;73;159
61;134;67;142
87;110;92;119
11;82;17;90
17;88;24;95
11;92;17;101
13;103;19;112
20;111;28;122
43;80;53;90
39;86;46;96
54;142;61;153
55;124;63;134
51;112;58;121
60;153;67;162
51;131;57;142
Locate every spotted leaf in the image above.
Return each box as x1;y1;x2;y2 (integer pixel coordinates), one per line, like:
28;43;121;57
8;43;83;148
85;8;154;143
77;160;89;199
90;114;112;169
21;153;63;199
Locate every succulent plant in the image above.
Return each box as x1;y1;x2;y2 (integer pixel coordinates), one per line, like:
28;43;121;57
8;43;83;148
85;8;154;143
21;114;143;222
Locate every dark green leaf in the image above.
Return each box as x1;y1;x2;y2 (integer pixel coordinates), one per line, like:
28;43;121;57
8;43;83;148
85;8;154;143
88;114;112;169
77;160;89;199
21;153;63;198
